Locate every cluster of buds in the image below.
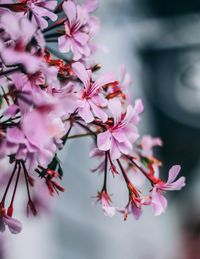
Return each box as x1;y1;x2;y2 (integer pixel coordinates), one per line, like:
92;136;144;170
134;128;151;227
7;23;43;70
0;0;185;234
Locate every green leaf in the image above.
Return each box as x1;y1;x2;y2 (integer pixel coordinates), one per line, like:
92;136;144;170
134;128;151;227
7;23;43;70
140;157;149;168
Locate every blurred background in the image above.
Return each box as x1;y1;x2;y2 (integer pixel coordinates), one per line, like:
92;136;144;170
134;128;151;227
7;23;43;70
3;0;200;258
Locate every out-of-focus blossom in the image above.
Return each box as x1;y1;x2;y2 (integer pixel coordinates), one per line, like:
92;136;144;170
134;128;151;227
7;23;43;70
0;214;22;234
25;0;57;29
151;165;186;216
96;190;116;217
140;135;162;157
0;0;185;234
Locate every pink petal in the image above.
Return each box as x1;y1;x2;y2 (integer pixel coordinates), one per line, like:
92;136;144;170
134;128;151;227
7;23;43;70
71;41;83;61
122;105;134;126
1;48;41;74
22;110;52;148
4;104;19;116
163;177;186;191
91;160;105;173
4;216;22;234
89;100;108;123
123;124;139;143
141;135;162;151
58;35;71;53
38;148;53;168
108;98;122;126
110;138;121;160
112;129;127;143
74;32;89;45
151;189;167;216
91;72;115;94
131;203;142;220
167;165;181;183
32;14;48;29
78;101;94;123
62;1;77;27
132;99;144;124
72;62;90;89
117;140;132;155
92;94;107;107
7;127;25;144
32;5;57;21
89;147;103;158
102;205;116;217
83;0;99;12
41;1;57;10
97;131;111;151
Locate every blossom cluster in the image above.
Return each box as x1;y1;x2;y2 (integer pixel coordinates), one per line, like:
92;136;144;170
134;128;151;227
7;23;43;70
0;0;185;234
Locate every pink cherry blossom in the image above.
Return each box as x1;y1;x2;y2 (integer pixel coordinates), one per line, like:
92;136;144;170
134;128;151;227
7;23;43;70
0;13;43;74
58;0;98;60
72;62;115;123
0;0;186;233
25;0;57;29
97;98;140;159
151;165;186;216
0;215;22;234
96;190;116;217
140;135;162;157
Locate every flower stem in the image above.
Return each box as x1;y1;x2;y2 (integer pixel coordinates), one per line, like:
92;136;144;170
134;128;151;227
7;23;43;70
0;67;20;77
62;123;73;145
102;152;108;190
76;121;97;140
1;162;18;206
9;163;21;208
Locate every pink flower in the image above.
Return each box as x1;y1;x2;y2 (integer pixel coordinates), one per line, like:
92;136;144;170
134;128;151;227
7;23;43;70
5;103;64;168
82;0;99;13
0;12;36;45
140;135;162;157
26;0;57;29
58;1;98;60
0;13;43;74
72;62;115;123
96;190;116;217
151;165;186;216
0;215;22;234
131;99;144;125
97;98;140;160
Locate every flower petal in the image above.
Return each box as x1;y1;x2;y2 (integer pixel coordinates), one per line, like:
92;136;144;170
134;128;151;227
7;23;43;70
58;35;71;53
89;100;108;123
97;131;111;151
151;189;167;216
91;72;115;94
62;1;77;27
72;62;90;89
4;216;22;234
74;32;89;45
108;98;122;126
110;138;121;160
78;101;94;123
167;165;181;183
131;202;142;220
102;205;116;217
